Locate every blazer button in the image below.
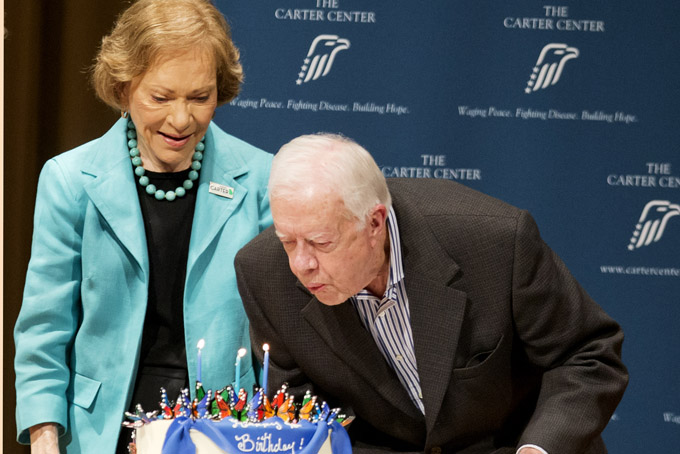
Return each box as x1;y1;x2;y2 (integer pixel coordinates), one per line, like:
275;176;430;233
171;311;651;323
431;447;442;454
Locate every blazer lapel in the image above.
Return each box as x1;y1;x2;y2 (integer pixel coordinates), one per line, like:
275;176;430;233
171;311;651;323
392;190;468;435
408;279;466;434
186;124;249;275
300;287;424;420
82;118;148;273
298;181;468;430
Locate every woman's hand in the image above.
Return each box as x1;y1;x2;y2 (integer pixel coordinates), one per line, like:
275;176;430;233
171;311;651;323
29;423;60;454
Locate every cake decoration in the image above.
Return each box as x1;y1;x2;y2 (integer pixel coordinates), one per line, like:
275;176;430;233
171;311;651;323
122;343;352;454
262;343;270;395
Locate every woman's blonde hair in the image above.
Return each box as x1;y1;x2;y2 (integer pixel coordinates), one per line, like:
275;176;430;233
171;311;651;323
92;0;242;110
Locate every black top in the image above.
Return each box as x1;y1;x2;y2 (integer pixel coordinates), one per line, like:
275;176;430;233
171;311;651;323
118;168;198;453
135;168;196;375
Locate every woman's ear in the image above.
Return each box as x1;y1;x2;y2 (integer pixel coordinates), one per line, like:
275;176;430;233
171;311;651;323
117;82;130;110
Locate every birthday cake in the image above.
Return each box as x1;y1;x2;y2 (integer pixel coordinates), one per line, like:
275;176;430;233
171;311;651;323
123;382;352;454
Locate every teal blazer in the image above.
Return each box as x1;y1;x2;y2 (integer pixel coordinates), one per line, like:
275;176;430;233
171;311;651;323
14;118;272;453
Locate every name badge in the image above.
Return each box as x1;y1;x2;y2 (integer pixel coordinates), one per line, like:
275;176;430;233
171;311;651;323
209;182;234;199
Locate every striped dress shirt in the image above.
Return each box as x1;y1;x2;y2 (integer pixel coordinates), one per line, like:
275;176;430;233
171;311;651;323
351;207;425;414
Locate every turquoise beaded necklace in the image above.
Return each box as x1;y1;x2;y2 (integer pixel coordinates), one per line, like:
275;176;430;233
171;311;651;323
126;119;204;201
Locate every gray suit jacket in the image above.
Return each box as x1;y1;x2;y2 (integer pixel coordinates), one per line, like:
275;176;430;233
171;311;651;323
235;178;627;454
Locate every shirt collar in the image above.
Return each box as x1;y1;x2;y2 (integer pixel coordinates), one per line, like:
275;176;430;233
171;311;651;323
386;206;404;288
357;206;404;300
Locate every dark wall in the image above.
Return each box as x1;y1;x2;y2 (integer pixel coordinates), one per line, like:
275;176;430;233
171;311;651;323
4;1;128;451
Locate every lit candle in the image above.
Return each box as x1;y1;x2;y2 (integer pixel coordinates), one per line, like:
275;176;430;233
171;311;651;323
196;339;205;383
262;343;270;396
235;348;247;392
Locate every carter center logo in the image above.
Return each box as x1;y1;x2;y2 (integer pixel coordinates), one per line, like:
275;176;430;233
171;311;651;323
628;200;680;250
525;43;579;93
296;34;350;85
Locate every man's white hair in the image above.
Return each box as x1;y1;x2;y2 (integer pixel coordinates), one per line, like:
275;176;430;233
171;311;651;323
269;133;392;226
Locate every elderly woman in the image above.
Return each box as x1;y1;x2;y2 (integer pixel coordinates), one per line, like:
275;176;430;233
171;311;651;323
13;1;271;453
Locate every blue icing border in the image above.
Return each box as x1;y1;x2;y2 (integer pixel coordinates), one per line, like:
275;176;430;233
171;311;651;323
160;416;351;454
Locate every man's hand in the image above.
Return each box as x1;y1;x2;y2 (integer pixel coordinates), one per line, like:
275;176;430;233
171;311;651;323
518;447;545;454
29;423;60;454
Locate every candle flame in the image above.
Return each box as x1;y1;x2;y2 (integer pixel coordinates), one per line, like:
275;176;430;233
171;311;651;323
197;339;205;350
263;343;270;352
237;348;247;358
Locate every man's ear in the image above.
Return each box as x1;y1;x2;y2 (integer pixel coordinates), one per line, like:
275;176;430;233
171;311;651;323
368;204;388;234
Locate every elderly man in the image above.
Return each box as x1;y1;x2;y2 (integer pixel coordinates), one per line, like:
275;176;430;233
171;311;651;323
235;133;627;454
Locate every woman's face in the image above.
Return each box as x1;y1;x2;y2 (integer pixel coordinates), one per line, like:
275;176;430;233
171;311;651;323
125;48;218;172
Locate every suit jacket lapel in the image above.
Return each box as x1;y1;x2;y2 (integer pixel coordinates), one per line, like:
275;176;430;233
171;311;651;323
408;279;466;434
298;181;468;431
300;286;423;420
82;118;148;274
392;188;468;435
82;120;251;292
186;123;248;276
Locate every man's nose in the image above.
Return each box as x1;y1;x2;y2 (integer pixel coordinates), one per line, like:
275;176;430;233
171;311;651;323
291;245;318;273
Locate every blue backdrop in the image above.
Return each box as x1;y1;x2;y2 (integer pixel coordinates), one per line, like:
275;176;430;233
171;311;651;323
213;1;680;452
